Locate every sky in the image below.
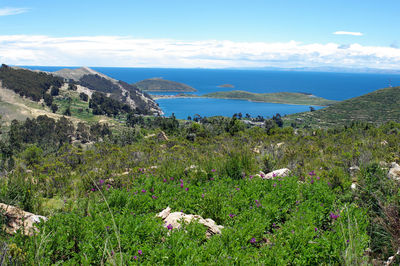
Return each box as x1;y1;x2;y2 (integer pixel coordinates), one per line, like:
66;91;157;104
0;0;400;69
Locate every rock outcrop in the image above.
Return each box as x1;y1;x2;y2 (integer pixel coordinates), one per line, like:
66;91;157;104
388;162;400;181
156;207;224;238
258;168;291;179
0;203;47;236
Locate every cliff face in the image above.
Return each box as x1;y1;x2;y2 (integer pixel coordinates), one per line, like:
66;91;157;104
54;67;163;115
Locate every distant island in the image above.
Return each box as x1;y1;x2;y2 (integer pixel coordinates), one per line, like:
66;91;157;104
202;90;337;106
134;78;197;92
218;84;234;88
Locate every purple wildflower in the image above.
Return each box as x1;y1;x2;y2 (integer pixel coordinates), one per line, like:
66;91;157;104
180;183;184;188
111;250;114;256
138;249;142;255
314;227;318;232
167;224;173;230
229;213;236;218
296;200;300;204
163;178;167;183
249;175;253;179
134;256;138;260
316;176;320;180
273;183;277;187
211;169;216;172
91;188;95;192
309;170;316;176
152;195;158;199
330;212;340;220
141;189;146;193
250;237;256;244
170;177;174;181
201;194;204;198
185;187;189;191
310;179;314;184
99;179;104;185
210;177;214;181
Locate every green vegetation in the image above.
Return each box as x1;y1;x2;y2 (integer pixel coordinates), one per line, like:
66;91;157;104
0;112;400;264
135;78;197;92
203;90;337;106
0;64;63;102
285;86;400;127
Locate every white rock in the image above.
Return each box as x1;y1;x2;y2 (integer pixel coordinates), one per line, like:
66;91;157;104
388;162;400;181
157;207;224;238
262;168;291;179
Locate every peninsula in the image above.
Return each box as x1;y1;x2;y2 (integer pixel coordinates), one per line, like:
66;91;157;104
202;90;337;106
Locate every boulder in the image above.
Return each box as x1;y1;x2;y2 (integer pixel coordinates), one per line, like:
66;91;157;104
156;207;224;238
388;162;400;181
349;166;360;177
157;131;169;141
0;203;47;236
262;168;291;179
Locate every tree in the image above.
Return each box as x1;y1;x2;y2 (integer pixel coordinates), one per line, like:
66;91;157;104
79;92;88;102
43;93;53;107
50;87;59;96
63;106;71;116
272;113;283;127
309;106;316;112
50;103;58;113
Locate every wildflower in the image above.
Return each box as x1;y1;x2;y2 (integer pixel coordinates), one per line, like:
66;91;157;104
152;195;158;199
236;188;240;191
99;179;104;185
310;179;314;184
316;176;320;180
91;188;95;192
170;177;174;181
211;169;216;172
296;200;299;204
210;177;214;181
291;230;295;234
309;170;316;176
185;187;189;191
250;237;256;244
106;226;110;231
347;239;350;243
180;183;184;188
201;194;204;198
163;178;167;182
330;212;340;220
229;213;236;218
138;249;143;255
134;256;138;260
111;250;114;256
167;224;173;230
141;189;146;193
249;175;253;179
314;227;318;232
273;183;277;187
272;173;277;178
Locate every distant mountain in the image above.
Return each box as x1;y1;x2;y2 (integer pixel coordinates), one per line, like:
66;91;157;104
287;86;400;127
134;78;196;92
54;67;162;115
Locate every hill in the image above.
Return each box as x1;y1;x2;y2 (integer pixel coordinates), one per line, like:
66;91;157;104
286;86;400;127
203;90;337;106
134;78;197;92
54;67;162;115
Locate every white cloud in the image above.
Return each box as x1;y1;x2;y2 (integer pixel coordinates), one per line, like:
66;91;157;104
333;31;363;36
0;7;29;16
0;35;400;69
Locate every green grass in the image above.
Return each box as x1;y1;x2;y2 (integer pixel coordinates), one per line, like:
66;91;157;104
203;90;337;106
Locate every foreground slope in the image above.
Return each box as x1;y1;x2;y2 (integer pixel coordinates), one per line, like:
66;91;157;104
286;86;400;127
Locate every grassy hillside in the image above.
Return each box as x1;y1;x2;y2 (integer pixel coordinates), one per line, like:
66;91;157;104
203;90;337;106
286;86;400;127
135;78;197;92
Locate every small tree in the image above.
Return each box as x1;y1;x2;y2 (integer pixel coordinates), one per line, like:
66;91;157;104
50;103;58;113
63;106;71;116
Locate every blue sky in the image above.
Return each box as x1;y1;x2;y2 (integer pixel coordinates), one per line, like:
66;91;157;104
1;0;400;68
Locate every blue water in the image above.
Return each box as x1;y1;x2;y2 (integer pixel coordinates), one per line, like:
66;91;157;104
26;66;400;119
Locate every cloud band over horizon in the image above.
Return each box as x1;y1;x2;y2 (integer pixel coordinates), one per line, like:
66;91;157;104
0;35;399;69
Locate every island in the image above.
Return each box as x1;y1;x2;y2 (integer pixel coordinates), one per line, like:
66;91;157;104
134;78;197;92
217;84;235;88
202;90;337;106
